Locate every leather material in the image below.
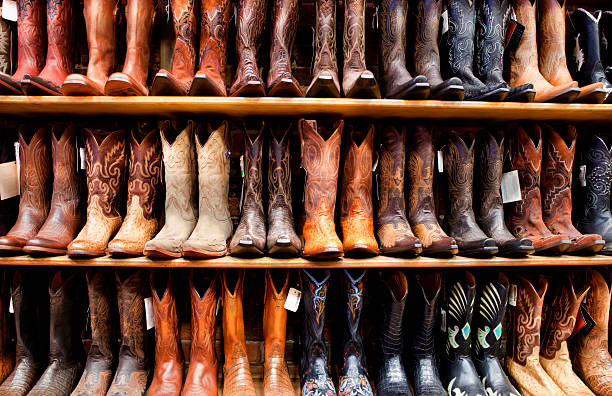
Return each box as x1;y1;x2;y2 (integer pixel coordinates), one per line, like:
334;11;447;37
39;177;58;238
299;120;343;258
67;128;127;257
474;0;511;91
0;271;14;383
601;11;612;82
305;0;340;97
267;0;302;97
0;17;9;75
340;124;379;256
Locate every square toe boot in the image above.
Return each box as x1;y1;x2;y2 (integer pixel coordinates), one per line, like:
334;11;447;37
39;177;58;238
305;0;340;98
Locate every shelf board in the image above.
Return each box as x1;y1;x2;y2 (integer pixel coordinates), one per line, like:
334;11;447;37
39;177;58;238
3;96;612;121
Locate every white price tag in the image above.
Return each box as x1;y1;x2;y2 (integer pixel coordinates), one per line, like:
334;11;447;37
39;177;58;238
14;142;20;191
508;284;518;307
501;170;521;203
284;288;301;312
8;296;13;313
579;165;587;187
144;297;155;330
2;0;17;22
440;308;447;331
441;10;449;35
437;150;444;173
372;152;379;172
215;295;221;317
79;147;86;170
0;161;19;200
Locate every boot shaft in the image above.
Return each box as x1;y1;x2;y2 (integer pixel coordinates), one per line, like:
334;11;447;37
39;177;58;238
342;269;367;344
83;0;117;78
85;270;116;364
235;0;267;60
413;0;444;83
475;0;507;83
242;122;265;215
126;127;162;222
115;270;147;366
343;0;367;74
222;270;247;360
43;0;74;73
268;0;299;80
600;11;612;69
377;123;407;222
473;273;509;359
268;124;293;217
407;125;436;222
578;135;612;220
475;131;507;235
48;270;84;364
169;0;197;78
312;0;337;75
576;269;611;341
413;272;441;356
378;271;408;355
199;0;230;78
443;0;477;75
263;270;289;359
188;270;218;362
300;269;330;363
508;0;539;80
15;0;46;78
569;9;608;86
150;271;183;363
49;124;80;216
442;133;476;215
340;124;374;221
537;0;571;83
379;0;407;75
123;0;155;81
444;271;476;357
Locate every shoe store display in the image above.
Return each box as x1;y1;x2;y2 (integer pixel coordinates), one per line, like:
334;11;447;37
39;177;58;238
267;0;302;96
306;0;340;97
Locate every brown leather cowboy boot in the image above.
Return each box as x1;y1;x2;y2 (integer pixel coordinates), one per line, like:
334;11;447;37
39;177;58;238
541;124;604;254
24;124;82;255
406;125;457;256
62;0;117;95
0;16;10;75
0;271;14;384
189;0;231;96
341;123;379;256
67;128;127;257
104;0;155;95
182;270;218;396
107;125;163;256
299;119;344;258
229;122;267;256
147;271;184;396
267;0;301;96
504;123;571;254
222;270;256;396
306;0;340;97
263;270;295;395
0;126;51;253
152;0;197;95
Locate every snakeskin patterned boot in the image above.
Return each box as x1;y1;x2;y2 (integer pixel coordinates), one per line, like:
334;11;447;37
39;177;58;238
267;0;302;96
0;271;13;384
306;0;340;97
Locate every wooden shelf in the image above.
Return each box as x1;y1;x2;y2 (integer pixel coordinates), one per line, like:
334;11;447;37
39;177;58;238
3;96;612;122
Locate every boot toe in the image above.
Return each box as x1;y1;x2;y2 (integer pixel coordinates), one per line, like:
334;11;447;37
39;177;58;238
190;72;227;96
429;78;465;100
533;234;571;254
182;239;228;258
0;72;24;94
344;71;381;99
151;69;189;96
0;236;27;252
105;73;149;96
143;238;183;258
267;76;304;97
498;237;535;256
306;71;341;98
23;237;67;255
21;74;63;96
457;238;498;256
575;82;606;104
106;239;146;256
62;74;105;96
421;237;458;256
566;234;605;254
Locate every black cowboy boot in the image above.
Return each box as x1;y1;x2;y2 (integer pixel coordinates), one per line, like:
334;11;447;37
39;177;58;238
601;11;612;82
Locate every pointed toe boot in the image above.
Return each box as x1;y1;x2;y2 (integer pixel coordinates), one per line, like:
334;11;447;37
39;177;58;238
305;0;340;98
267;0;302;97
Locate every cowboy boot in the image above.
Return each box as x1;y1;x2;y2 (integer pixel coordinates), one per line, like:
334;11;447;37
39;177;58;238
504;123;571;254
379;0;429;99
442;133;498;256
182;121;232;257
152;0;197;95
189;0;230;95
144;121;198;258
0;0;44;94
412;0;464;100
601;11;612;82
222;270;256;395
376;123;422;255
538;0;605;104
472;273;521;396
182;270;218;396
570;269;612;395
67;128;127;257
306;0;340;97
147;271;184;396
475;131;534;256
539;275;594;396
29;270;85;396
341;123;379;257
229;122;266;256
107;126;163;256
263;270;295;395
406;125;457;256
24;124;82;255
104;0;155;95
541;124;604;254
62;0;117;95
299;119;343;258
106;270;149;396
267;0;302;96
300;269;336;396
0;132;19;236
441;271;487;396
0;11;12;75
505;276;565;396
71;270;117;396
0;126;51;253
507;0;579;102
0;272;13;384
342;0;380;98
267;122;301;256
229;0;267;96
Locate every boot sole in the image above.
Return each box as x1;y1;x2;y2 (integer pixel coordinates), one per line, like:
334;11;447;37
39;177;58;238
190;74;227;96
66;249;106;257
574;88;607;104
104;75;147;96
343;245;380;258
0;244;24;253
306;75;341;98
268;78;304;97
143;247;182;258
506;88;536;103
534;239;571;255
565;240;605;254
267;243;300;257
429;85;465;101
302;247;343;260
230;80;266;97
458;246;499;257
106;247;144;257
345;74;382;99
543;87;581;103
0;75;23;95
380;244;423;256
21;76;62;96
22;245;66;255
62;79;105;96
182;247;227;258
230;244;265;257
421;244;459;257
468;87;509;102
497;245;535;257
151;72;188;96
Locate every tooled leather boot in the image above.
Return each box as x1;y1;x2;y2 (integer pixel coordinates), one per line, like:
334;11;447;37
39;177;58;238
267;0;302;96
222;270;256;396
21;0;74;95
263;270;295;395
152;0;197;95
376;123;422;255
71;270;117;396
182;121;232;257
106;125;163;256
539;275;593;396
147;271;184;396
67;128;127;257
300;269;336;396
406;125;457;256
106;270;149;396
0;126;51;253
570;269;612;395
182;270;218;396
267;123;301;256
472;273;521;396
442;133;498;256
104;0;155;95
299;119;343;258
29;270;85;396
342;0;380;98
341;123;379;257
379;0;429;99
0;17;10;75
144;121;198;258
189;0;230;96
24;124;82;255
0;271;13;383
229;122;266;256
306;0;340;97
475;131;534;256
505;123;571;254
62;0;117;95
541;124;604;254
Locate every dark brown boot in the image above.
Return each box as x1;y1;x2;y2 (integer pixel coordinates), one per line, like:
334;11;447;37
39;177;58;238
306;0;340;97
267;0;301;96
0;271;14;384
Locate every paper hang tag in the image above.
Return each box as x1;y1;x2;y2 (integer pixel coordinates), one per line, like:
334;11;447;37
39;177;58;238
372;152;379;172
579;165;587;187
144;297;155;330
508;284;518;307
8;296;13;314
0;161;19;200
2;0;17;22
79;147;86;171
14;141;20;187
440;309;447;331
284;287;302;312
215;295;221;317
372;5;379;30
505;18;525;52
441;10;449;36
437;150;444;173
501;170;521;203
